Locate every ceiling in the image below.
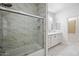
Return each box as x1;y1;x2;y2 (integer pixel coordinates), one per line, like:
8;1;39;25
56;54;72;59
48;3;79;13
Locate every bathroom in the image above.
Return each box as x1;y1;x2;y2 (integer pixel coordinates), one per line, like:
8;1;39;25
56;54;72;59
48;3;79;56
0;3;79;56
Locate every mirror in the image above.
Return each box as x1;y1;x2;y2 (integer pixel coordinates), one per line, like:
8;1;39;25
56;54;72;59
48;13;53;32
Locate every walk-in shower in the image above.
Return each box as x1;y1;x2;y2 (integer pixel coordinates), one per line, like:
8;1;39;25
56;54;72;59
0;3;46;56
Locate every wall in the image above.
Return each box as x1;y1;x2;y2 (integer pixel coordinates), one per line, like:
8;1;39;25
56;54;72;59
55;5;79;43
10;3;38;15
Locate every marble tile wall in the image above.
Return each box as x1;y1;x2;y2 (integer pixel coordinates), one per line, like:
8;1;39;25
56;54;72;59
9;3;38;15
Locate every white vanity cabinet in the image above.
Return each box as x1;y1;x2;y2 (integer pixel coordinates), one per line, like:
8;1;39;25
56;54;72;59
48;32;63;48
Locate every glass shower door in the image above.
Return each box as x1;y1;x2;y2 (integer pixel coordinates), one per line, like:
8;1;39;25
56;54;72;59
0;10;44;56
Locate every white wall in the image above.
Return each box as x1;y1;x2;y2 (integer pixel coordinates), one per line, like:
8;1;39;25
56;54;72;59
55;5;79;43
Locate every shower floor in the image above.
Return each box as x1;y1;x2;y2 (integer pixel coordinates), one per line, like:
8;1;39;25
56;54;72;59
4;43;42;56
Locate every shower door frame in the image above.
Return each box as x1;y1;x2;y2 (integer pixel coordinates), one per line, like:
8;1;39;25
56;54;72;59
0;6;46;56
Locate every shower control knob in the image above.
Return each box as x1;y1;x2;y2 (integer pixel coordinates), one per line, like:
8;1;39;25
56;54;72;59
0;3;12;7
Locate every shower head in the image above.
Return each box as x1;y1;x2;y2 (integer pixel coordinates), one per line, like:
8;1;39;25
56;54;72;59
0;3;12;8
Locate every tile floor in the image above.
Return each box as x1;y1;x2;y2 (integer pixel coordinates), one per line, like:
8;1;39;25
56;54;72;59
48;34;79;56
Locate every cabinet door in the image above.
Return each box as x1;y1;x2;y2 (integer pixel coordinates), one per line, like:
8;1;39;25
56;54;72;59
51;35;57;46
56;33;62;40
48;36;52;48
51;33;62;47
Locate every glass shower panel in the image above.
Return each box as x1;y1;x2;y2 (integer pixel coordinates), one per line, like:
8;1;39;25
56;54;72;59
0;11;44;56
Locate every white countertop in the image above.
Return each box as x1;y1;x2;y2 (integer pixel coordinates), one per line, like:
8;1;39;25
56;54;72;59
48;30;62;35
